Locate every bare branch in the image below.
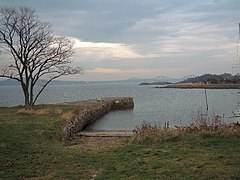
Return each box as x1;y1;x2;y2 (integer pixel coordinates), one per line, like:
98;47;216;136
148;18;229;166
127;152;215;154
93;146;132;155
0;64;21;81
0;7;83;108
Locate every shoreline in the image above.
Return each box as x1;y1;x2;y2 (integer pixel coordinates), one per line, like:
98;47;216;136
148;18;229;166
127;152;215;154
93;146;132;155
158;83;240;89
63;97;134;139
78;130;134;137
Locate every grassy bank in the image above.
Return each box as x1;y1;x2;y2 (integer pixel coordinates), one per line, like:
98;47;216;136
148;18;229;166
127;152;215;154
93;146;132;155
0;106;240;179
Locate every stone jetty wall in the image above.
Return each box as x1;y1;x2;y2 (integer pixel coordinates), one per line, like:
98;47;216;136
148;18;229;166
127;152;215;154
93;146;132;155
63;97;134;140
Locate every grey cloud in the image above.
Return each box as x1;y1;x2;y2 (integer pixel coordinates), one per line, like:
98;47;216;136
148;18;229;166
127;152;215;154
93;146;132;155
0;0;239;79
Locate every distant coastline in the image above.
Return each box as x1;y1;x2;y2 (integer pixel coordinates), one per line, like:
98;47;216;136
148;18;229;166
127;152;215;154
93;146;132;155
139;81;172;86
159;82;240;89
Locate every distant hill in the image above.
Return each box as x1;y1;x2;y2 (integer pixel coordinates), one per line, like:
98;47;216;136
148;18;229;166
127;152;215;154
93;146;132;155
0;77;180;86
0;79;20;86
125;77;180;84
182;73;240;84
0;79;88;86
139;81;172;85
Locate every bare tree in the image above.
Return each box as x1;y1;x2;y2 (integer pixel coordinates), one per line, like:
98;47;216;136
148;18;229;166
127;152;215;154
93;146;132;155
0;7;83;108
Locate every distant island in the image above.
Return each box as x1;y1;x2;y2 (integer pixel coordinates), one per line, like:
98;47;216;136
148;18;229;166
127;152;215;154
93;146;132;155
181;73;240;84
139;81;172;85
162;73;240;89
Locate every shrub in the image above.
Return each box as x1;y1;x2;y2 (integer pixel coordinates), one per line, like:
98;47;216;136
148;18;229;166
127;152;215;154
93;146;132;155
133;115;240;144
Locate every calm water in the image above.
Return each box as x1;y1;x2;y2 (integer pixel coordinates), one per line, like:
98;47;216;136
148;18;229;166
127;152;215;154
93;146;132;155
0;83;238;130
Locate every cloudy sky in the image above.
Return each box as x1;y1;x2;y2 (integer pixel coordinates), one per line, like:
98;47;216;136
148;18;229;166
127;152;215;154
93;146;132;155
1;0;240;81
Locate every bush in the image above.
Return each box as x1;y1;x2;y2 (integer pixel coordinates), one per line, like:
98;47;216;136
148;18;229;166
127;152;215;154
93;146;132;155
133;115;240;144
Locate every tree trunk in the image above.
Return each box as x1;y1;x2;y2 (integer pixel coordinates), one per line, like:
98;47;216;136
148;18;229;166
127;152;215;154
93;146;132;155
22;86;31;109
29;85;34;108
24;95;30;109
0;7;82;108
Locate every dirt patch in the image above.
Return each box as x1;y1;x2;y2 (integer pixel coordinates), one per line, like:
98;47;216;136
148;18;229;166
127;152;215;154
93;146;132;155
68;136;129;150
78;131;134;137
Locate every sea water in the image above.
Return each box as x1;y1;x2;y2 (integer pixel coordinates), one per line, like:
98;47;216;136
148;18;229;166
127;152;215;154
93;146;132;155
0;83;238;130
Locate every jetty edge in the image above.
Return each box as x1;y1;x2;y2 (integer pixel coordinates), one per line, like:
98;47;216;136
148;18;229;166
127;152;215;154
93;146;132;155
62;97;134;140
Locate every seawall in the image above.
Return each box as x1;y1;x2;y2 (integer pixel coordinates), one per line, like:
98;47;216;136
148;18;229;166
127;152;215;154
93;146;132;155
63;97;134;140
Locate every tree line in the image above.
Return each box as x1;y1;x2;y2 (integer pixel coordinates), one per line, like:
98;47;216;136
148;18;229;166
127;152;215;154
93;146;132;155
182;73;240;84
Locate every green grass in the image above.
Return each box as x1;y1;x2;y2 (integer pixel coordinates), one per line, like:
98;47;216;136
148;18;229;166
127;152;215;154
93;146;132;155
0;106;240;179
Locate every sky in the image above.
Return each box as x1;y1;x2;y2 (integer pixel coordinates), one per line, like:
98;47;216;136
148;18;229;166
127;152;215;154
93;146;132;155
1;0;240;81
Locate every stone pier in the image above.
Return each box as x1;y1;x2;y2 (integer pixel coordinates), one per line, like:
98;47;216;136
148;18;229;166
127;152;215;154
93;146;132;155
63;97;134;139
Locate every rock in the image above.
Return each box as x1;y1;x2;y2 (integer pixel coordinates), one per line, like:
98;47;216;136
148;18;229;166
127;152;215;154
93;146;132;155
63;97;134;140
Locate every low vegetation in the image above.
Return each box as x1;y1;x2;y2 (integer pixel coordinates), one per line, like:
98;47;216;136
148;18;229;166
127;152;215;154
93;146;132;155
182;73;240;84
0;106;239;179
134;114;240;144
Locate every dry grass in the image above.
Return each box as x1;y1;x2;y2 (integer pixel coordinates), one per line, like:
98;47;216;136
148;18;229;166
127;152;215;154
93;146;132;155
17;108;48;115
61;111;75;123
134;114;240;143
133;123;180;143
17;107;63;115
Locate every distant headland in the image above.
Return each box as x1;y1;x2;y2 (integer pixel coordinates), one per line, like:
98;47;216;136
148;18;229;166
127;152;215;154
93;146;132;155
162;82;240;89
161;73;240;89
139;81;172;85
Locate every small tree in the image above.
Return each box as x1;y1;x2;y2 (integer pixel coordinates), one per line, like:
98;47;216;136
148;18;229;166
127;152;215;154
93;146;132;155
0;7;83;108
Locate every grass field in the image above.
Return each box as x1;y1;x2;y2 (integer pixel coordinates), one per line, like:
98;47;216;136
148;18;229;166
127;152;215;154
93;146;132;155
0;105;240;179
